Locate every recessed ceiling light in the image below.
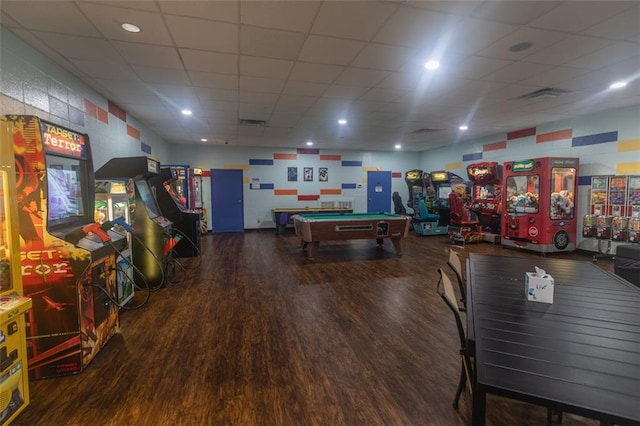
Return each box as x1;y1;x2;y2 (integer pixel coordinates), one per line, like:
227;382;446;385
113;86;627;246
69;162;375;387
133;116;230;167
306;141;313;146
424;60;440;71
609;81;627;89
121;23;141;33
394;144;402;150
459;125;468;131
338;119;347;125
181;109;192;116
200;138;207;142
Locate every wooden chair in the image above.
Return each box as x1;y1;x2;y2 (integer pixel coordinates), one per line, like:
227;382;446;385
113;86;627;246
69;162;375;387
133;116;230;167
437;268;473;409
447;249;467;311
438;268;562;423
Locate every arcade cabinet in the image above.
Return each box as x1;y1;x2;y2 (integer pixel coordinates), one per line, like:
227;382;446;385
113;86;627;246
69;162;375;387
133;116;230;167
95;157;173;289
95;179;135;305
0;120;31;424
502;157;579;253
3;115;125;379
467;162;502;243
161;165;196;209
149;168;201;258
404;169;441;235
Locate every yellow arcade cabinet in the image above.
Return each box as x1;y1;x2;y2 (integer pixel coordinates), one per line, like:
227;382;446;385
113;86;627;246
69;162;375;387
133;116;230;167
0;121;32;425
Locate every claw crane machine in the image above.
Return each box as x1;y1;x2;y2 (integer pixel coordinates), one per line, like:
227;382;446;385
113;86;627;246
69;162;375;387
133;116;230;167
0;121;32;424
502;157;579;253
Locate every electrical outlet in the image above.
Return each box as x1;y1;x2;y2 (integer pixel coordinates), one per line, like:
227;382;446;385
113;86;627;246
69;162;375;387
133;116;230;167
257;218;261;224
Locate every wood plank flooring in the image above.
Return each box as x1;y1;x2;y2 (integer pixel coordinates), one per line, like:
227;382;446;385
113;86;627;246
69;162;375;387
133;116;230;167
14;231;614;426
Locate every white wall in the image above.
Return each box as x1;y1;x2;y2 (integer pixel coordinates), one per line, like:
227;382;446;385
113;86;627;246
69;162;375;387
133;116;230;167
0;27;171;168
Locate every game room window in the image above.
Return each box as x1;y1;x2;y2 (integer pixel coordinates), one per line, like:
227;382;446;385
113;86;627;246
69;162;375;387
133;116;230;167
505;175;539;214
550;167;576;220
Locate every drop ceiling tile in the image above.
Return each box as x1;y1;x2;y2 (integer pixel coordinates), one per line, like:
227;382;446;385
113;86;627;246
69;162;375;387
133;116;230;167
358;88;406;103
518;66;592;88
522;35;611;66
68;58;138;80
240;1;320;32
471;1;562;25
159;1;238;23
298;35;366;66
289;62;345;83
311;2;398;41
90;2;160;12
1;2;100;36
529;1;636;33
404;1;481;16
239;76;285;93
131;66;191;85
0;12;20;27
351;44;419;72
239;92;280;104
564;41;640;71
334;68;390;87
599;55;640;77
197;88;238;102
481;61;556;84
165;15;237;53
112;41;183;69
322;84;369;99
267;113;302;128
180;49;238;74
272;103;311;114
580;5;640;42
375;71;424;91
29;31;122;61
240;56;294;79
373;6;462;49
238;102;273;114
447;56;512;80
150;83;199;100
282;80;329;97
240;26;307;60
77;2;174;45
478;27;569;61
549;70;618;92
201;101;238;113
442;17;520;57
277;94;318;108
189;71;238;90
92;79;154;98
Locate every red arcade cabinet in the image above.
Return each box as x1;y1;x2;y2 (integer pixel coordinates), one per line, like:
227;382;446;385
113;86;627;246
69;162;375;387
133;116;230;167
467;162;502;242
3;115;125;379
502;157;579;253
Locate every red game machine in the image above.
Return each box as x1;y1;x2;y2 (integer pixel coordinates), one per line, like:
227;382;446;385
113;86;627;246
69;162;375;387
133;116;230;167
3;115;126;379
466;162;502;242
502;157;579;253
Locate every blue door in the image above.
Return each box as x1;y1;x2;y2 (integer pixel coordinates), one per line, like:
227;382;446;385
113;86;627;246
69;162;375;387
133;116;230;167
367;171;392;213
211;169;244;233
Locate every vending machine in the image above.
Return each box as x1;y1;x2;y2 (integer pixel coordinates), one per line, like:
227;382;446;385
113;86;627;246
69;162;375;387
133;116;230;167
0;121;32;424
2;115;125;379
95;179;135;305
628;176;640;243
502;157;579;253
466;162;502;242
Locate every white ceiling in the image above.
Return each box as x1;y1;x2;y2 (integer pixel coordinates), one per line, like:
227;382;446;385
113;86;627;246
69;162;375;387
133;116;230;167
1;1;639;151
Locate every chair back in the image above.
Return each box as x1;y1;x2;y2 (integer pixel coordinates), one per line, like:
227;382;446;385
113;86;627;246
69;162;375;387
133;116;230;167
447;249;466;305
437;268;467;351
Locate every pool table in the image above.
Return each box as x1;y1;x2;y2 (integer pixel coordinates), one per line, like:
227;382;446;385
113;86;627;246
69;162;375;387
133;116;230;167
292;213;412;260
272;206;353;235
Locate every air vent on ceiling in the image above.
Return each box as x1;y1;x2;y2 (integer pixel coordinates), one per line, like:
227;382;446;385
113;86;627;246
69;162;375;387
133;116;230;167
518;88;571;100
239;118;268;127
411;128;442;134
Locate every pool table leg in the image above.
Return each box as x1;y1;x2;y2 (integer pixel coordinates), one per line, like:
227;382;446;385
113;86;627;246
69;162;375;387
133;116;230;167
390;237;403;255
307;242;319;260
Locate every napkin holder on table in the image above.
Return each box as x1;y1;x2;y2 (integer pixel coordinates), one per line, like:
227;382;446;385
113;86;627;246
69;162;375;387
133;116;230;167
526;266;554;304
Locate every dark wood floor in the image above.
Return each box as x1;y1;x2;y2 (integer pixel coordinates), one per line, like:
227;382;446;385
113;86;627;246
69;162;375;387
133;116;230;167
15;231;614;426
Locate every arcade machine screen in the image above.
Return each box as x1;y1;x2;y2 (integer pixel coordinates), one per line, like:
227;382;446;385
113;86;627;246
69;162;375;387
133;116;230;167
46;155;86;229
438;185;451;200
135;179;160;218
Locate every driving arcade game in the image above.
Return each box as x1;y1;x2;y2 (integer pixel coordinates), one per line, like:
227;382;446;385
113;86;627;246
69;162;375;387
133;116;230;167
502;157;579;253
149;168;200;258
2;115;125;379
0;121;32;425
95;157;174;289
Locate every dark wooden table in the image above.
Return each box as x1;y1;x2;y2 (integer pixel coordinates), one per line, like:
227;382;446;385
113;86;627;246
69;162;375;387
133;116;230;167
466;253;640;425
